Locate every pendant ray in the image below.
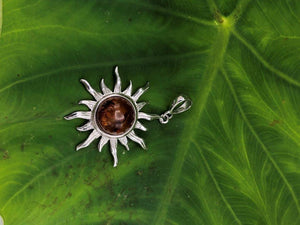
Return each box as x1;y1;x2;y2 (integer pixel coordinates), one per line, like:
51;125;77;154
132;82;149;101
114;66;122;93
122;81;132;96
76;130;100;151
80;79;102;100
101;79;112;94
110;139;118;167
64;111;91;120
127;131;146;149
118;136;129;150
77;121;93;132
79;100;97;110
135;121;147;131
138;112;153;120
98;136;109;152
137;102;147;111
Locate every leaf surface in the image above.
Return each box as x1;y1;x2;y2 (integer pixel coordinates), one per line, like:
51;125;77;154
0;0;300;224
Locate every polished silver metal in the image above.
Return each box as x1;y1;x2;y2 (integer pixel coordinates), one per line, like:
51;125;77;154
138;95;192;124
64;66;192;167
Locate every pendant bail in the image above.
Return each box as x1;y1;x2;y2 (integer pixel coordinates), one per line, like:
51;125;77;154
159;95;192;124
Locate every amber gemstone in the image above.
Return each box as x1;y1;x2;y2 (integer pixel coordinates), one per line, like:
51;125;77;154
96;96;136;135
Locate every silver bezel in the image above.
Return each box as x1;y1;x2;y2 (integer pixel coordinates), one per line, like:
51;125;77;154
92;93;138;139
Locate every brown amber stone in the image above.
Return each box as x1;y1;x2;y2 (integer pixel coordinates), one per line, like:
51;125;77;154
96;96;136;135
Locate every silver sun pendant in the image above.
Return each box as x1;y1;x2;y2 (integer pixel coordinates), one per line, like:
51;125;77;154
64;66;192;167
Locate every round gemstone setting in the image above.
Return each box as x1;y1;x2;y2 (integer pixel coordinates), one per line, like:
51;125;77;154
95;96;136;136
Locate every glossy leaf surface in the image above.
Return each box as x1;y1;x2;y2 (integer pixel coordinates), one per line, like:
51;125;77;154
0;0;300;224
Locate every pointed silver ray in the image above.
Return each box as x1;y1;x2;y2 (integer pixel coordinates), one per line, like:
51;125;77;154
98;136;109;152
76;130;100;151
138;112;155;121
79;100;97;110
135;121;147;131
110;139;118;167
122;81;132;96
114;66;122;93
64;111;91;120
137;102;147;111
80;79;102;100
127;131;146;149
101;79;112;94
132;82;149;101
118;136;129;150
77;121;93;132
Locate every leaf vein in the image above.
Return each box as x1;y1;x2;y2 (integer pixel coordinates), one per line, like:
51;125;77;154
192;140;243;225
222;68;300;213
127;0;214;26
0;50;207;94
152;26;231;225
232;29;300;88
2;25;154;38
0;0;2;38
1;152;80;211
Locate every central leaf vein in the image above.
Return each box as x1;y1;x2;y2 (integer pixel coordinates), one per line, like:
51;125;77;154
152;25;231;225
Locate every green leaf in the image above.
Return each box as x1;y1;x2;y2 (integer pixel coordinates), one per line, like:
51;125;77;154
0;0;300;224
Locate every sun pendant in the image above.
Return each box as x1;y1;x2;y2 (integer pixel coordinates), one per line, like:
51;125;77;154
65;66;192;167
